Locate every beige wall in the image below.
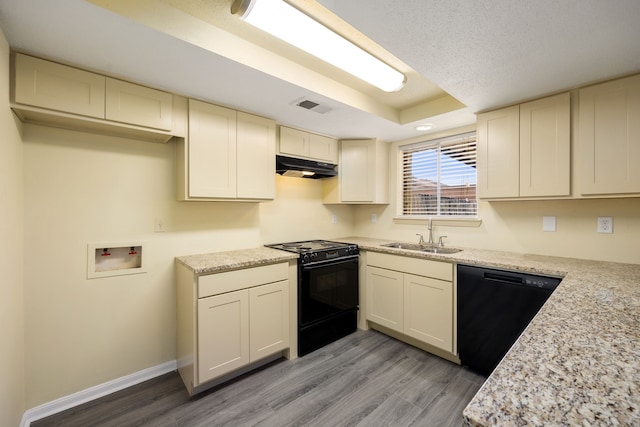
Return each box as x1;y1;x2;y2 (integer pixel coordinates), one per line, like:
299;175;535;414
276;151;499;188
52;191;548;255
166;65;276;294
0;29;26;427
260;175;354;244
353;137;640;265
22;124;354;408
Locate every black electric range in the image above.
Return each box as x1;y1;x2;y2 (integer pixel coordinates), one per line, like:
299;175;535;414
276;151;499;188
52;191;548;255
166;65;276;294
266;240;359;355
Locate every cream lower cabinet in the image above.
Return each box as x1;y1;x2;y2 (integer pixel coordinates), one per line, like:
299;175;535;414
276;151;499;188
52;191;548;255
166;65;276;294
403;273;452;351
198;289;250;384
366;252;453;354
177;262;289;395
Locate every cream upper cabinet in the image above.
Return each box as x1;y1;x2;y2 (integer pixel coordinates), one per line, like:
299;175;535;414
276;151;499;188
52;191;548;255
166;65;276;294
13;53;106;118
176;261;290;395
181;99;276;201
237;112;276;200
309;133;338;164
519;93;571;197
579;74;640;195
187;99;237;199
278;126;338;164
365;252;454;354
11;53;179;142
105;78;173;131
323;138;389;204
278;126;307;157
477;105;520;198
477;93;570;199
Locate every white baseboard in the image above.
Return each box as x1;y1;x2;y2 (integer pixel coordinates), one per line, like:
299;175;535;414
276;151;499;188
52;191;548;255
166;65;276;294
20;360;177;427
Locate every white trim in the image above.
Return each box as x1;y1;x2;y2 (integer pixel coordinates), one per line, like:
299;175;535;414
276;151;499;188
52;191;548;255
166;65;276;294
20;360;177;427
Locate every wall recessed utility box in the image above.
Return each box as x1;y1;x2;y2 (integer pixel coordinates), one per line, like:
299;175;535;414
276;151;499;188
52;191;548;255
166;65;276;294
87;242;147;279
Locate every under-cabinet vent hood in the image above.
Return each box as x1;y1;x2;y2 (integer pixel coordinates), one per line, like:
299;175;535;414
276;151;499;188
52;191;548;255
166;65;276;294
276;155;337;179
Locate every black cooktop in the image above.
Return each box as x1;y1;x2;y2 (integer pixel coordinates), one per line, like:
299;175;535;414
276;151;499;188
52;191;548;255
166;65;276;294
266;240;351;253
265;240;358;264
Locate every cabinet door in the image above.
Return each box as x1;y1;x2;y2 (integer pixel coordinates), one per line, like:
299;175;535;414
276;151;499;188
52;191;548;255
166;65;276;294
340;139;375;202
105;78;173;130
366;266;403;332
197;289;249;384
579;74;640;195
13;53;105;119
520;93;570;197
249;280;289;361
236;112;276;200
188;99;237;198
278;126;309;158
309;133;338;164
477;105;520;198
403;274;453;352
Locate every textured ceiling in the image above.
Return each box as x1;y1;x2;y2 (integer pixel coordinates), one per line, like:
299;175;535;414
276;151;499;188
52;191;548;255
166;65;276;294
0;0;639;141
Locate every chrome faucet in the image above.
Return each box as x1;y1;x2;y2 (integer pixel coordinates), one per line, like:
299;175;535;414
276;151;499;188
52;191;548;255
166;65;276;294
416;233;426;246
427;218;435;247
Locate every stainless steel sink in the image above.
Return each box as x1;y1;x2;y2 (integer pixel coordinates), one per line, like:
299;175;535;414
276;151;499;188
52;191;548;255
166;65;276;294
381;242;462;254
380;242;424;250
419;247;462;254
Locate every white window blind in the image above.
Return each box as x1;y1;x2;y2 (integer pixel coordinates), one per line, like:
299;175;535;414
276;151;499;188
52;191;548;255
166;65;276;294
401;132;477;217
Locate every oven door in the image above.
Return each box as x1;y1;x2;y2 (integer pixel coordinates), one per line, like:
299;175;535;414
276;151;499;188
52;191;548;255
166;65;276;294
299;255;359;327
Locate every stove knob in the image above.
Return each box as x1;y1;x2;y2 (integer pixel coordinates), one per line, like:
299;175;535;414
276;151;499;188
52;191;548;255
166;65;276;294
301;254;310;263
310;253;318;260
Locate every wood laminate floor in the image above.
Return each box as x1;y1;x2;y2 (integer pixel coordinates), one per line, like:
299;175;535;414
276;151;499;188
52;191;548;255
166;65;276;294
32;330;486;427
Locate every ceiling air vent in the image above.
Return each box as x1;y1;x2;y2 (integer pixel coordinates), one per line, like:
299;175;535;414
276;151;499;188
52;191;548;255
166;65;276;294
294;98;332;114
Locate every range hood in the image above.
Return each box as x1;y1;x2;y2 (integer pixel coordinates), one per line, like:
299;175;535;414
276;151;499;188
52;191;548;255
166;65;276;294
276;155;337;179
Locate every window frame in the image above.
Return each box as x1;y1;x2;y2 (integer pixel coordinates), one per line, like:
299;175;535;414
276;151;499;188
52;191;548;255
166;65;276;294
395;131;480;224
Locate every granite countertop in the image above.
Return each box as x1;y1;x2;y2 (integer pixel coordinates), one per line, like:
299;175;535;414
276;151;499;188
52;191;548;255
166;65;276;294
341;237;640;426
176;246;298;275
175;238;640;425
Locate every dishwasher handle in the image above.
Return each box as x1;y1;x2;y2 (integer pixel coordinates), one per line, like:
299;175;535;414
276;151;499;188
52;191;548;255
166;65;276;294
484;271;523;285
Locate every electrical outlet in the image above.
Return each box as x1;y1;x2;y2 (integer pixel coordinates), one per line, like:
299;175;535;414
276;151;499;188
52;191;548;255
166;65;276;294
597;216;613;234
331;214;337;224
371;213;377;223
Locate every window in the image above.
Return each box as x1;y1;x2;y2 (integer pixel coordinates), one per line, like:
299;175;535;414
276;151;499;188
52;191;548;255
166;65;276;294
401;132;477;217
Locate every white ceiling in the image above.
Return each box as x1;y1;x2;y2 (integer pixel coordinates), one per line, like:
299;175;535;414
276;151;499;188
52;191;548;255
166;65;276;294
1;0;639;142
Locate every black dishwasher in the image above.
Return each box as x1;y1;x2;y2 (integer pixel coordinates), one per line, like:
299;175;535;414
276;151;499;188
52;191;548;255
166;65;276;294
457;264;561;375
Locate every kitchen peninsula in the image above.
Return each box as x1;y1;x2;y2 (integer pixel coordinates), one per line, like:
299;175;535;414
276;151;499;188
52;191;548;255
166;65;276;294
343;237;640;426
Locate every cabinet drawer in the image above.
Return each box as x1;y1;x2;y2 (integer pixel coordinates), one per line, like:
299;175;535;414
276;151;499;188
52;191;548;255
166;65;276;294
198;262;288;298
367;251;452;281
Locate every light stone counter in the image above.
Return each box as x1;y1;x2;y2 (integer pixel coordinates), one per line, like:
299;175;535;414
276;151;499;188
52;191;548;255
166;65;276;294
339;236;640;426
176;247;298;275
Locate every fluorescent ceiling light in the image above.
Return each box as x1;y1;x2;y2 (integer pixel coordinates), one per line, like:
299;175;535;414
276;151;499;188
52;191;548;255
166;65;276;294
232;0;406;92
416;123;434;131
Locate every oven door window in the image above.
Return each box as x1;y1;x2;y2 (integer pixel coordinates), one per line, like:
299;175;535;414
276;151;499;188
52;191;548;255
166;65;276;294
300;258;358;326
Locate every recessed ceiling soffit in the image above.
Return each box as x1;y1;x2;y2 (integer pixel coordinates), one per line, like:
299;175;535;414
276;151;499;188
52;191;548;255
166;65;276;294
87;0;466;124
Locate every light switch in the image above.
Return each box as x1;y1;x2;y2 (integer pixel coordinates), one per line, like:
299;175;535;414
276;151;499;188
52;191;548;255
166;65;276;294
543;216;556;232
